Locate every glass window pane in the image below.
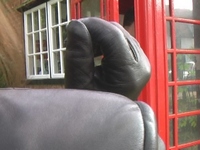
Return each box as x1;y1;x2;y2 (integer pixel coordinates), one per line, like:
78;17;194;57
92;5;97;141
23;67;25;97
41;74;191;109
52;27;60;49
34;32;40;53
176;22;200;49
166;21;172;49
51;3;58;25
53;52;61;73
165;0;170;16
169;119;175;146
169;86;174;114
28;56;34;75
61;50;65;73
81;0;100;17
178;115;200;144
60;0;67;23
168;54;173;81
42;53;49;74
40;8;46;29
27;13;32;32
33;11;39;31
28;35;33;54
36;55;41;75
174;0;200;20
178;85;200;112
41;31;47;52
177;54;196;81
61;25;67;48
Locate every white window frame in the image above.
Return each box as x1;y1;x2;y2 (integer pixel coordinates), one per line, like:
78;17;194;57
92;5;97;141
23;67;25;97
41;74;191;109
24;0;70;79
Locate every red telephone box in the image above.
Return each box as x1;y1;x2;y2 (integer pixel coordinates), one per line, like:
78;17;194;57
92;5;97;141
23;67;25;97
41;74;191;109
70;0;200;149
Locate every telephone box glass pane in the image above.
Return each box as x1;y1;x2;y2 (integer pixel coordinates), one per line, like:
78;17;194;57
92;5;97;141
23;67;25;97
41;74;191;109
176;22;193;49
169;119;175;146
166;21;172;49
174;0;200;20
181;145;200;150
169;86;174;114
178;85;200;112
178;115;200;144
81;0;100;17
176;22;200;49
168;54;173;81
176;54;196;81
165;0;170;16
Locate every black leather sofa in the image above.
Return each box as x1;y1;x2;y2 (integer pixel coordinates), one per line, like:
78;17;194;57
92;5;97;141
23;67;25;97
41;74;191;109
0;88;165;150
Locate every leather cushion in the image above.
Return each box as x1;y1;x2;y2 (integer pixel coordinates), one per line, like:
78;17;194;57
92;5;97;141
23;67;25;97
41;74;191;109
0;89;156;150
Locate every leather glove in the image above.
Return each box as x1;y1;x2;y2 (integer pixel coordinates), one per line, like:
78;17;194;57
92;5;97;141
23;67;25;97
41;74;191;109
65;17;151;100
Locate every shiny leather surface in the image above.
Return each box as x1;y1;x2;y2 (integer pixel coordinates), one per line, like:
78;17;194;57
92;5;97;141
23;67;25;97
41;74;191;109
0;89;165;150
65;17;151;100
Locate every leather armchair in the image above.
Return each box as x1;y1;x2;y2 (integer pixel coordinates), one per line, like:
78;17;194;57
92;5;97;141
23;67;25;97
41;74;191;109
0;88;165;150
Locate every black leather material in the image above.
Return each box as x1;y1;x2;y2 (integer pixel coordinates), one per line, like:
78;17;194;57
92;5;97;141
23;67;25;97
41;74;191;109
65;17;151;100
0;89;165;150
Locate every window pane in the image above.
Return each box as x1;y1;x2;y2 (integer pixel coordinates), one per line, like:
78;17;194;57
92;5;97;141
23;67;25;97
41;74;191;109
34;32;40;53
174;0;200;20
51;3;58;25
40;8;46;29
41;31;47;52
81;0;100;17
178;85;200;112
177;54;196;81
36;55;41;75
28;35;33;54
176;22;200;49
28;56;34;75
169;119;175;146
52;27;60;49
42;54;49;74
33;11;39;31
61;25;67;48
27;13;32;32
61;50;65;73
169;86;174;114
53;52;61;73
178;115;200;144
168;54;173;81
166;21;172;49
60;0;67;23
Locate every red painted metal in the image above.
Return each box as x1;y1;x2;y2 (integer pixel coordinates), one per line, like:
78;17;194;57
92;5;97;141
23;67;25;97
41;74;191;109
108;0;119;21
